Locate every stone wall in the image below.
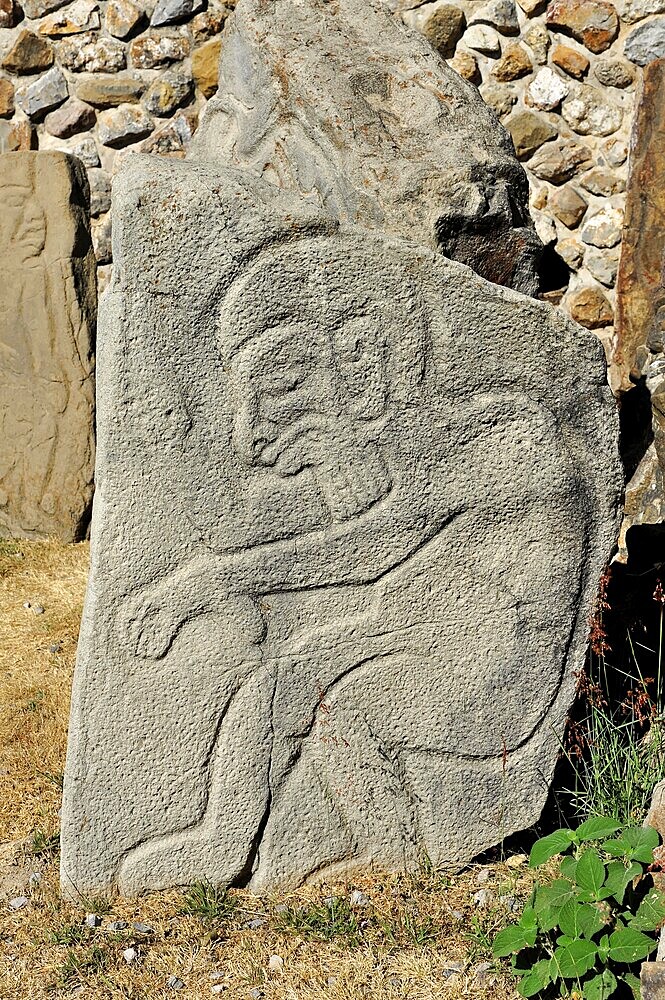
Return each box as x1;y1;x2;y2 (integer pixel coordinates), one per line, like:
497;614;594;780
0;0;654;338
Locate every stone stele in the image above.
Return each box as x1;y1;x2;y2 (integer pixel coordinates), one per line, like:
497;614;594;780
61;0;622;897
0;152;95;542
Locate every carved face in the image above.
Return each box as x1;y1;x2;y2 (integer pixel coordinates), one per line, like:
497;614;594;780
0;187;46;261
231;323;339;476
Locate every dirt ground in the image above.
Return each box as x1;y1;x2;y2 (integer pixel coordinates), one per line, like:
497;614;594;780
0;539;527;1000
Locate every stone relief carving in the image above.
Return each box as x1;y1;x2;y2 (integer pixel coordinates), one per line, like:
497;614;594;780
61;0;621;898
0;152;96;542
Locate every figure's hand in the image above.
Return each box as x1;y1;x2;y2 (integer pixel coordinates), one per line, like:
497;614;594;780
123;585;185;660
121;583;268;660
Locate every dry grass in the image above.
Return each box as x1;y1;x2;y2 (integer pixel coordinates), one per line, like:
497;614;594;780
0;540;527;1000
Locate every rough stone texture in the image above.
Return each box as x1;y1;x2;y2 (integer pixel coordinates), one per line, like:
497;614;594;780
151;0;204;26
129;31;189;68
45;98;96;137
594;57;635;86
492;43;533;79
614;61;665;541
506;109;557;157
549;183;587;225
2;32;54;75
106;0;145;37
0;0;16;28
0;78;15;118
0;152;95;541
98;102;153;145
562;85;623;134
617;0;665;19
0;0;636;351
191;38;221;97
464;23;501;54
527;66;570;107
58;33;126;73
524;22;550;62
61;0;621;901
641;963;665;1000
469;0;520;33
625;18;665;64
529;136;592;180
0;120;36;150
22;0;68;16
195;0;542;293
75;73;145;106
39;1;101;36
551;42;590;76
15;66;68;120
449;48;481;81
420;4;466;57
580;205;623;246
569;285;613;325
546;0;619;54
143;67;192;115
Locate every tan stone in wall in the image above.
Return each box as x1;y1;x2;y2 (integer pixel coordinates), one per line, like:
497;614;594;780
0;152;96;541
615;59;665;391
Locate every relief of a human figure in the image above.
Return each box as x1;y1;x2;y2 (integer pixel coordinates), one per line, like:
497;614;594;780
119;240;586;891
0;170;94;536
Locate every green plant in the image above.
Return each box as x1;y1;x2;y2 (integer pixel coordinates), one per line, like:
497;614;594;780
179;880;236;922
493;816;665;998
564;573;665;826
30;828;60;857
275;896;362;946
51;945;108;989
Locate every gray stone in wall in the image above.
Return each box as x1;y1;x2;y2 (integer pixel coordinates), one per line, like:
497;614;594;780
625;18;665;65
15;66;68;120
151;0;204;27
61;0;621;899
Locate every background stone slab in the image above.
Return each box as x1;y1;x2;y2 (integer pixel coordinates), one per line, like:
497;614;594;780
0;151;95;542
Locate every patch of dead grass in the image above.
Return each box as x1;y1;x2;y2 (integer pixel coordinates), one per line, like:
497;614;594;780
0;540;526;1000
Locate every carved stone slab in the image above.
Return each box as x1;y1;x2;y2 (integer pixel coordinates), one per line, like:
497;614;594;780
61;0;622;898
0;152;95;542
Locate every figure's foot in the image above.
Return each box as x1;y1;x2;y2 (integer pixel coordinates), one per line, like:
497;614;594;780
118;826;228;894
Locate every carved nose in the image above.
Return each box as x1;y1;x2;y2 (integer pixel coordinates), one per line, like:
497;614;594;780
233;410;277;466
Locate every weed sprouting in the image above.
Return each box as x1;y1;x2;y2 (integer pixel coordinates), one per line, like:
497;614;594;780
30;828;60;857
276;896;362;946
563;570;665;824
51;944;108;989
179;880;236;922
49;924;87;946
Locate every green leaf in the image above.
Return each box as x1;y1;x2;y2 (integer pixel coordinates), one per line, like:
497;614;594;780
516;959;552;997
576;817;621;842
529;829;575;868
601;861;642;905
597;934;610;962
603;838;630;858
622;972;642;999
575;850;606;896
630;889;665;932
623;826;659;863
519;906;538;932
557;900;605;939
534;879;576;931
560;856;577;880
493;925;532;957
553;939;597;978
608;926;657;963
584;969;617;1000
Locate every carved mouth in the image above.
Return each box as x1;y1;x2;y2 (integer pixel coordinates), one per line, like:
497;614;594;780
257;416;327;475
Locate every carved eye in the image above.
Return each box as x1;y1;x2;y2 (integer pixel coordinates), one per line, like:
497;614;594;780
337;330;367;366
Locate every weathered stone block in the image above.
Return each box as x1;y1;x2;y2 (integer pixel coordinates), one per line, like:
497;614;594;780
0;152;95;542
546;0;619;53
2;32;53;75
61;0;621;900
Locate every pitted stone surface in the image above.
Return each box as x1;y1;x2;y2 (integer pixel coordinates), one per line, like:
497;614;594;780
193;0;542;293
62;0;621;898
0;152;95;541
